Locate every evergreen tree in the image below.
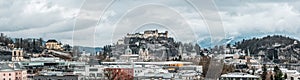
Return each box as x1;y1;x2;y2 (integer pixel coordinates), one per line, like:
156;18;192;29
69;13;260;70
273;66;284;80
270;74;274;80
251;67;255;75
284;73;287;79
261;64;268;80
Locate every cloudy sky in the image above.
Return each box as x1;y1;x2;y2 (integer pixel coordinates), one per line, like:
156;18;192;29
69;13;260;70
1;0;300;47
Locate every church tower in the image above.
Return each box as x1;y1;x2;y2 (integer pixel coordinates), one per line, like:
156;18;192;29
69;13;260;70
12;48;24;61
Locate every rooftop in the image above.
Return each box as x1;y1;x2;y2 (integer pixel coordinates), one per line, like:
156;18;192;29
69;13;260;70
46;39;58;43
0;63;14;72
220;72;260;78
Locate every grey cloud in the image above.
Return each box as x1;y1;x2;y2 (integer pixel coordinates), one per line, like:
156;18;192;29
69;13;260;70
0;0;84;45
0;0;80;31
220;2;300;39
2;0;300;47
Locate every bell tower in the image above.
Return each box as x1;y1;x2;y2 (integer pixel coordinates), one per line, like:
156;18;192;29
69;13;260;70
12;48;24;61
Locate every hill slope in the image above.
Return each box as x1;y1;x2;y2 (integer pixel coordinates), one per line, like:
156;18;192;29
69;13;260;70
235;35;300;62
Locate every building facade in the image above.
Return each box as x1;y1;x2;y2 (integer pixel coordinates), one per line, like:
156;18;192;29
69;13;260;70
0;63;27;80
45;39;62;50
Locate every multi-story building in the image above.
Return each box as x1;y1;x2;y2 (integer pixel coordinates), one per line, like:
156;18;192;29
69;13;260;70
0;63;27;80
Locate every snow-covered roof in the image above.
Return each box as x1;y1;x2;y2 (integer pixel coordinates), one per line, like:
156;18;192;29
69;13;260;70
220;73;260;78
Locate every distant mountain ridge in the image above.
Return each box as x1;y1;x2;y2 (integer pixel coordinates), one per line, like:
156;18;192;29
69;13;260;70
74;46;102;54
198;32;300;48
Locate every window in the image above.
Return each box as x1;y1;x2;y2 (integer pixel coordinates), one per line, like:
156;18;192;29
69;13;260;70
9;73;11;76
97;73;102;77
89;68;98;71
3;74;5;76
13;51;16;56
89;73;95;77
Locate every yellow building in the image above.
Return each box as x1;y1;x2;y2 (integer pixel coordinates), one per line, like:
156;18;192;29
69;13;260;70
45;39;62;50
